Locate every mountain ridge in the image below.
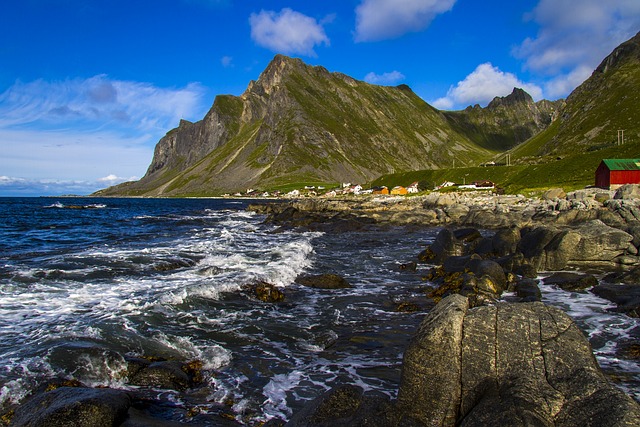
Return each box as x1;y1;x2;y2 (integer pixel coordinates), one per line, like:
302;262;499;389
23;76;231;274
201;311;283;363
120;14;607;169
97;52;572;196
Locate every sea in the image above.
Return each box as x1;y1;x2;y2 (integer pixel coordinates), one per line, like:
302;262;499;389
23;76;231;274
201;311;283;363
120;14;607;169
0;197;638;424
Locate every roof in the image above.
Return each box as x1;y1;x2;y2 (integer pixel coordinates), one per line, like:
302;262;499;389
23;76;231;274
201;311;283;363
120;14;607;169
601;159;640;171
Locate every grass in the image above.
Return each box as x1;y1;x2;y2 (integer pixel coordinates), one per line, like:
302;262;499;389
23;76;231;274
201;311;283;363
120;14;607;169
372;140;640;195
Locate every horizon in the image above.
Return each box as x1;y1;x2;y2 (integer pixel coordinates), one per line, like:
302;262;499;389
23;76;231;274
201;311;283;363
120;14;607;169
1;0;639;196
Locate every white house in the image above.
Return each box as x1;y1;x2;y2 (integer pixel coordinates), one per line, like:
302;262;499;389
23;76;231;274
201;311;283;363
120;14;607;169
407;182;420;193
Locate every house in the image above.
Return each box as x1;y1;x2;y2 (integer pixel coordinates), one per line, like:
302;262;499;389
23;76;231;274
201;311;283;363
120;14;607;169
407;182;420;193
391;186;408;195
595;159;640;189
472;180;495;189
436;181;456;190
372;186;389;195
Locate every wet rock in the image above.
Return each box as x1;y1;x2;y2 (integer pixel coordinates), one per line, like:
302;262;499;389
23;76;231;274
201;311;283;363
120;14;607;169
245;281;285;303
591;284;640;318
10;386;131;427
543;272;599;292
418;228;458;263
296;274;352;289
512;278;542;302
127;360;194;391
286;385;396;427
396;294;640;426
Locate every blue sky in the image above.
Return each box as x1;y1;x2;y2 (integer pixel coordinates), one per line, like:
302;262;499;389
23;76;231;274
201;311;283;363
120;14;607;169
1;0;639;196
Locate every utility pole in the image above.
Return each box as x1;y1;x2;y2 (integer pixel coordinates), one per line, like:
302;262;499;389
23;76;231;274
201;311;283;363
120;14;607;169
618;130;625;145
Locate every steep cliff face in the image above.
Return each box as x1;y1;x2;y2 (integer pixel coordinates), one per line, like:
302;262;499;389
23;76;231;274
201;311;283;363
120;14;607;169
512;31;640;161
100;55;497;196
442;88;562;151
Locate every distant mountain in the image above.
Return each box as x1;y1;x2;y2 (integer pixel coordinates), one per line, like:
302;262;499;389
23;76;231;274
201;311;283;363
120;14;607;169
99;56;498;196
443;88;562;151
511;31;640;162
98;55;562;196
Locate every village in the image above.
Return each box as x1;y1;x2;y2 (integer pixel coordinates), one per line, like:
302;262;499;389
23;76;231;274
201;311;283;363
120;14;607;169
223;157;640;199
226;180;499;199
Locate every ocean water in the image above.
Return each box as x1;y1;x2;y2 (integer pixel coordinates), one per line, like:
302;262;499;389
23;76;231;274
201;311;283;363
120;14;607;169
0;197;638;423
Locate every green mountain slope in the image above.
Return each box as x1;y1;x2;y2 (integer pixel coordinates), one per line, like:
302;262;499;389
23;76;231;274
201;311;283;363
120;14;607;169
511;31;640;163
96;56;537;197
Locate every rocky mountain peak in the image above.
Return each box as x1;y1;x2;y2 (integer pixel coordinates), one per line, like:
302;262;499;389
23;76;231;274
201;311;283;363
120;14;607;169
244;54;306;97
595;31;640;74
487;87;534;109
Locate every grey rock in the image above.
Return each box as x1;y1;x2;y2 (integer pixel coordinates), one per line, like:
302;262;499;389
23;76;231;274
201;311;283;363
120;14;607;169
614;184;640;200
543;188;566;200
396;294;640;426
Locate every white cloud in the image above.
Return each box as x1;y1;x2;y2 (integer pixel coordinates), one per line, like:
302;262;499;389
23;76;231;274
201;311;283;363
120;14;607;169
355;0;456;42
364;71;406;85
249;8;330;56
514;0;640;97
431;63;543;110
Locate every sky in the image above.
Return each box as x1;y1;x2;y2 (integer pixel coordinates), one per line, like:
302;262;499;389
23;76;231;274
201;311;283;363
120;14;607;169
1;0;639;196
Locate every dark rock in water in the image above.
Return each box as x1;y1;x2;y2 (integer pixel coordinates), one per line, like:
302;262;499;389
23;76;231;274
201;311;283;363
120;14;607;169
285;385;396;427
543;272;599;292
127;360;193;391
46;342;127;383
10;386;131;427
418;228;466;264
252;281;286;302
398;261;417;271
396;294;640;426
296;274;352;289
603;265;640;285
512;279;542;302
591;284;640;318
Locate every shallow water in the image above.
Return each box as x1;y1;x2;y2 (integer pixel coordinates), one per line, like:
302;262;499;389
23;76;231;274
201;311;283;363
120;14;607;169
0;197;637;424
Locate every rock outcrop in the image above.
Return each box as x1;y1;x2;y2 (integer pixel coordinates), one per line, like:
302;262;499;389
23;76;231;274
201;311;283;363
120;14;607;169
397;294;640;426
288;295;640;426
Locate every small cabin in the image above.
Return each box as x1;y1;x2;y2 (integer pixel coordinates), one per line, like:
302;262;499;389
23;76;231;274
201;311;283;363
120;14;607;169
391;186;408;195
595;159;640;189
372;186;389;195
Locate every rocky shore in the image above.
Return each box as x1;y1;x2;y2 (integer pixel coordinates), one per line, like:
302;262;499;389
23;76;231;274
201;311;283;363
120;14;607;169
248;185;640;425
4;186;640;426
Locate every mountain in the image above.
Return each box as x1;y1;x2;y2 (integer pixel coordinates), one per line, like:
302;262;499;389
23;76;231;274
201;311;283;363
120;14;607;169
443;88;562;151
511;31;640;162
97;55;557;197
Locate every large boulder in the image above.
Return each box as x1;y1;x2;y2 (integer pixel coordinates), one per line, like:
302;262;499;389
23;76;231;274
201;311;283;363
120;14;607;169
396;294;640;426
614;184;640;200
9;387;131;427
519;221;633;271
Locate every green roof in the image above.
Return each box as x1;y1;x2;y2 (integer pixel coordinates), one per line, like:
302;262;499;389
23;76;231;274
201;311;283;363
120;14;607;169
601;159;640;170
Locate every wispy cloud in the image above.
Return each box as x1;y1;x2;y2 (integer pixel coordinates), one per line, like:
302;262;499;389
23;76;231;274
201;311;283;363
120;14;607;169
355;0;456;42
221;56;234;68
0;75;206;132
514;0;640;98
0;76;207;195
364;70;406;85
431;63;543;110
249;8;330;56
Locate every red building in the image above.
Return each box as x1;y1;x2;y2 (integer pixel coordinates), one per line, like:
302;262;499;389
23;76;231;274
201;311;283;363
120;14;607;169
595;159;640;189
